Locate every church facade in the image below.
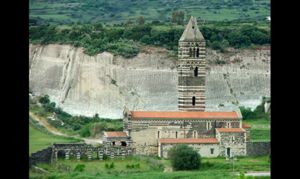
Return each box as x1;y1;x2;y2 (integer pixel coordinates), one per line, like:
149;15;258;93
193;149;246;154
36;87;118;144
106;17;251;158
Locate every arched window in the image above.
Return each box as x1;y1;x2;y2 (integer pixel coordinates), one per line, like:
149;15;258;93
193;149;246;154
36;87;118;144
189;48;192;57
175;131;178;138
194;67;198;77
192;96;196;106
193;48;196;58
158;131;160;138
227;122;230;128
196;48;199;57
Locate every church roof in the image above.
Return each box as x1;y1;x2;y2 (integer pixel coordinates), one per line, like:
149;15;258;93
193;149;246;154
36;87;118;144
216;128;245;133
179;16;204;42
130;111;240;120
159;138;219;144
104;131;128;137
242;123;251;128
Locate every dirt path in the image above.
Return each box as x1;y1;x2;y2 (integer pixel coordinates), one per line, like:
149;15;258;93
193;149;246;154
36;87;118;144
235;171;270;177
29;111;101;145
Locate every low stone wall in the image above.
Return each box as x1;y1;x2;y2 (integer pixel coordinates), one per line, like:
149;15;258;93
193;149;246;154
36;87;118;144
246;141;270;156
30;143;135;166
30;147;53;166
52;143;135;161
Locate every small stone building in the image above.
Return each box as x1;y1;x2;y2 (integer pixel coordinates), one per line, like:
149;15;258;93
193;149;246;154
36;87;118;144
102;131;131;147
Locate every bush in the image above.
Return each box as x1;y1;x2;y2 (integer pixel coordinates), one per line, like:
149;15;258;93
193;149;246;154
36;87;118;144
168;144;201;171
79;125;91;137
73;164;85;172
105;162;114;169
126;163;140;169
105;163;109;169
39;95;50;104
109;162;115;169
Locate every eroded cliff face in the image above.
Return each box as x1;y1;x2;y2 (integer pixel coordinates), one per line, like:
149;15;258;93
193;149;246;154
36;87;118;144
29;44;270;118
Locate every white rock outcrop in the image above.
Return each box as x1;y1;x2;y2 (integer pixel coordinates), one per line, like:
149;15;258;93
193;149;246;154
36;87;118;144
29;44;270;119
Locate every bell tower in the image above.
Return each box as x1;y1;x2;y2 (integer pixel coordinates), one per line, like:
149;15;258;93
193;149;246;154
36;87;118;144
177;16;206;111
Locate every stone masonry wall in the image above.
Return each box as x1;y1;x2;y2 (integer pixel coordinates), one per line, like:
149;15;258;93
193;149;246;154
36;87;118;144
30;147;53;166
246;141;270;156
216;131;246;156
130;119;242;156
160;143;219;158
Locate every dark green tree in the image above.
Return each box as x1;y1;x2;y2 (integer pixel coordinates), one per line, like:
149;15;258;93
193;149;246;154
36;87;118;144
39;95;50;104
168;144;201;171
171;11;185;25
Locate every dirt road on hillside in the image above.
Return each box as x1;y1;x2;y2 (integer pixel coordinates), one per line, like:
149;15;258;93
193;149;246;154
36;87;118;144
29;111;101;145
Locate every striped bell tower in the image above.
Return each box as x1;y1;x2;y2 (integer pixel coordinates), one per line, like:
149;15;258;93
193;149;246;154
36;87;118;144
177;16;206;111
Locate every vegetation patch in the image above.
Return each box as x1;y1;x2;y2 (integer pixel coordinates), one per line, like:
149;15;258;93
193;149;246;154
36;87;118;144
29;122;81;154
30;20;270;58
30;0;270;25
30;95;123;138
168;144;201;171
29;156;270;179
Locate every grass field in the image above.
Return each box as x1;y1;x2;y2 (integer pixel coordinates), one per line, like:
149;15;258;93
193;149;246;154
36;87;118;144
30;155;270;179
29;122;81;154
244;118;270;142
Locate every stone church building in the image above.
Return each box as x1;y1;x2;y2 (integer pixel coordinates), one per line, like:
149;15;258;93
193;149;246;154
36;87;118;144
105;17;251;158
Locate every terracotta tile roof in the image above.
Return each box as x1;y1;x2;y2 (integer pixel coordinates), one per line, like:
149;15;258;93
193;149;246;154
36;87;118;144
159;138;219;144
216;128;245;133
105;131;128;137
130;111;239;120
242;123;251;128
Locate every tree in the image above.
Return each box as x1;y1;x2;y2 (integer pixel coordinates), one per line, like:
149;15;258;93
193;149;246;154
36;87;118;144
136;16;145;25
171;11;185;25
168;144;201;171
39;95;50;104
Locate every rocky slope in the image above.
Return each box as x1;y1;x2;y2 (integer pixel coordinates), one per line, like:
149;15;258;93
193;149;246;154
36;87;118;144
29;44;270;119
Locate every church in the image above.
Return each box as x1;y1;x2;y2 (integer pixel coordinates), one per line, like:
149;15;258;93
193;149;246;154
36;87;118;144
104;17;251;158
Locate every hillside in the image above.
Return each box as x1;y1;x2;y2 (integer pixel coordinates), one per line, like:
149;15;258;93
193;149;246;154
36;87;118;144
29;119;81;154
30;0;270;24
29;44;270;119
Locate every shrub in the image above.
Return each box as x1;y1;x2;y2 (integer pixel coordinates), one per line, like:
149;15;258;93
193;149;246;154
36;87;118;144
79;125;91;137
109;162;115;169
126;164;133;169
39;95;50;104
168;144;201;171
105;163;109;169
73;164;85;172
126;163;140;169
105;162;115;169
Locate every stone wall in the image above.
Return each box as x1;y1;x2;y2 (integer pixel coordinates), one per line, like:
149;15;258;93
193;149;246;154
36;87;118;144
246;141;270;156
30;143;135;166
129;119;242;155
159;143;219;158
216;131;246;157
30;147;53;166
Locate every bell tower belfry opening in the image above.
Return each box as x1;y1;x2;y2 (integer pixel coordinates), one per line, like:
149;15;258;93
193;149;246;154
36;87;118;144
177;16;206;111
